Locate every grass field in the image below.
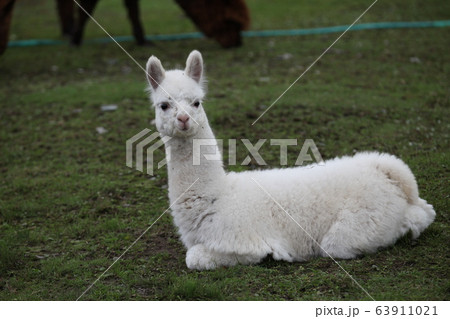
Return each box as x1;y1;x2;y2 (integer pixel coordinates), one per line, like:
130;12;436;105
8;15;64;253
0;0;449;300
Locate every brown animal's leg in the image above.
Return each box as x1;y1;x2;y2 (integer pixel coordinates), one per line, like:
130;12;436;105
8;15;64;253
56;0;74;37
123;0;149;46
71;0;100;46
0;0;16;55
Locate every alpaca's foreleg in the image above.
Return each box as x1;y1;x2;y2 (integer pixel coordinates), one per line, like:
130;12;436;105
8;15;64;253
56;0;74;37
186;244;238;270
186;244;262;270
123;0;149;46
71;0;100;46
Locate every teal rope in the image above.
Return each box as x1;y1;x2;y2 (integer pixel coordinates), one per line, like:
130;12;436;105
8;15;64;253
243;20;450;37
8;20;450;48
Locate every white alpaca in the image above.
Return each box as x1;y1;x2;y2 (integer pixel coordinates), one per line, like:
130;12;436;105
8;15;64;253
145;50;436;270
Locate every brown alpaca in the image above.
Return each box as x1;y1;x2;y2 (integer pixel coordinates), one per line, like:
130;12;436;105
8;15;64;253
175;0;250;48
0;0;250;54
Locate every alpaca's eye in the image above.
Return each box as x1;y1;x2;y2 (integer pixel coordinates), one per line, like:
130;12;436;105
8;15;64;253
193;101;200;107
160;103;169;110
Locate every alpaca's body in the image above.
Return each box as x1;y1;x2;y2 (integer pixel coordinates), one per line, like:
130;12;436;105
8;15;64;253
146;51;435;270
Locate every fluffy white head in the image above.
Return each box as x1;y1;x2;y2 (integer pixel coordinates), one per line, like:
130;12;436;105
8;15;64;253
146;50;207;138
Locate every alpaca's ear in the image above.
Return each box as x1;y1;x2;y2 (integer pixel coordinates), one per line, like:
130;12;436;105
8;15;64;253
146;56;165;90
185;50;203;83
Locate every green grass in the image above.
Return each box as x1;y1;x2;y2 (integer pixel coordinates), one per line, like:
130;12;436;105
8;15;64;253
0;0;449;300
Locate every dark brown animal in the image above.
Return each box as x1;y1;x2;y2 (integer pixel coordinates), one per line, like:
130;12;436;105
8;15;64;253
175;0;250;48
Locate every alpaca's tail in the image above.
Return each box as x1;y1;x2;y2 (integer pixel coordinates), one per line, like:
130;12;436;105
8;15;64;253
363;152;436;238
365;152;419;204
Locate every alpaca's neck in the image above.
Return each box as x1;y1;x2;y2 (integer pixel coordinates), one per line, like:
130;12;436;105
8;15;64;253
163;124;226;203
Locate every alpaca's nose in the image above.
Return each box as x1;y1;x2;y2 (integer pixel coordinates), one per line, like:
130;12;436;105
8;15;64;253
177;114;190;123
